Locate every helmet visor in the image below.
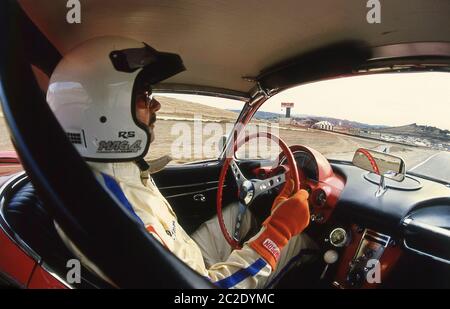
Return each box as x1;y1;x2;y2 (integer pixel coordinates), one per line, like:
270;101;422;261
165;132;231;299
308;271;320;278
109;43;185;85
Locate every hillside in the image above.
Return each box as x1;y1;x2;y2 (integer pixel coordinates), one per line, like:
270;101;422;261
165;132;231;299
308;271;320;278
232;110;386;129
0;96;239;152
157;96;238;121
374;123;449;141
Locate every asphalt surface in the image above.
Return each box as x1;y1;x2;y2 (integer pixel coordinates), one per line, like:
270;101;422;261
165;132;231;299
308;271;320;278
409;151;450;183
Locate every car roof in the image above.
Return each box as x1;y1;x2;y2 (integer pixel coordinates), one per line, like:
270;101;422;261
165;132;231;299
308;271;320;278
19;0;450;97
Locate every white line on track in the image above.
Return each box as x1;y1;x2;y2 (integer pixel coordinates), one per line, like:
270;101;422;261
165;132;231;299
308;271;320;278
409;152;443;171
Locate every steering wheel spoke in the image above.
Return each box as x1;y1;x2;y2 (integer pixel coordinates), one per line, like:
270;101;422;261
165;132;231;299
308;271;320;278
252;172;286;200
229;159;247;187
232;202;248;242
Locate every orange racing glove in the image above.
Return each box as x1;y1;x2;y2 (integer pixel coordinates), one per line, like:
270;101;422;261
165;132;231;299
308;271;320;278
249;179;310;270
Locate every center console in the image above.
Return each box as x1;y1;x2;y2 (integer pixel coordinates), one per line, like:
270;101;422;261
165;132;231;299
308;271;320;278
331;225;402;289
345;229;391;287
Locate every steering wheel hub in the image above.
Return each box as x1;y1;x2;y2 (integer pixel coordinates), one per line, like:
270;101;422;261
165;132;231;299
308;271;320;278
239;180;255;205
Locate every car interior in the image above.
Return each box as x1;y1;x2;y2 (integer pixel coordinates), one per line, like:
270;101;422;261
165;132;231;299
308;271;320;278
0;0;449;289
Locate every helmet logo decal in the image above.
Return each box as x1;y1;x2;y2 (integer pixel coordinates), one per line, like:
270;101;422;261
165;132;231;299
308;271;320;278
97;140;142;153
118;131;136;139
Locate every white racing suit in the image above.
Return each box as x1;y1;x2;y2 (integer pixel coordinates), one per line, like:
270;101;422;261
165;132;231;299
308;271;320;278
88;162;316;289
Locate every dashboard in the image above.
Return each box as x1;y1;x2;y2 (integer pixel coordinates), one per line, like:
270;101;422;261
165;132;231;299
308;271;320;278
254;144;450;288
278;145;345;224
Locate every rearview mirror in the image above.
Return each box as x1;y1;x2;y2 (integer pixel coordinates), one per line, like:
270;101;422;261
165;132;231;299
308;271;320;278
352;148;405;182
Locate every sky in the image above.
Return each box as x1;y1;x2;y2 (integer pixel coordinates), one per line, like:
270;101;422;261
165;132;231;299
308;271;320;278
163;72;450;130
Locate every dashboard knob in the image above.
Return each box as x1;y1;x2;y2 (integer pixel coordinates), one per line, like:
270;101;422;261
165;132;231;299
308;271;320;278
311;213;324;222
324;250;339;264
320;250;339;279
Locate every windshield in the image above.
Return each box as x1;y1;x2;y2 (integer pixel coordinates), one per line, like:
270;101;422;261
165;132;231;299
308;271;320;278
1;72;448;183
246;72;450;183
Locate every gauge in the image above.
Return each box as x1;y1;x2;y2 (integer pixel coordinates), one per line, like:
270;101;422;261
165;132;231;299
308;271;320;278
315;189;327;207
329;228;348;247
280;150;318;181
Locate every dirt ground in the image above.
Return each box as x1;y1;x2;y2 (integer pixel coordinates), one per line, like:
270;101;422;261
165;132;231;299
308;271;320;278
0;114;437;171
148;120;437;168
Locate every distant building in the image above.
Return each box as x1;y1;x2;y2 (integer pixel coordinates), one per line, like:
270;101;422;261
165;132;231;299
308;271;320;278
281;102;294;118
349;128;360;135
312;121;333;131
294;118;316;128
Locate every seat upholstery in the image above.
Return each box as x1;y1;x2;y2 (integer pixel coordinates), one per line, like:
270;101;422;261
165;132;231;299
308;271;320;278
3;179;110;288
5;182;72;262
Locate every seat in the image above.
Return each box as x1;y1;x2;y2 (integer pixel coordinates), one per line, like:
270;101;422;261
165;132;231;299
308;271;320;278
2;178;110;288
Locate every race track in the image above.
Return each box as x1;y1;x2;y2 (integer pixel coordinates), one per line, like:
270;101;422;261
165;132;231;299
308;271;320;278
409;152;450;183
1;115;448;183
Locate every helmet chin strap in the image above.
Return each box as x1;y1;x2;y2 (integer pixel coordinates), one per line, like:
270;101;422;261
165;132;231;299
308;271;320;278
135;158;150;186
135;155;173;186
135;158;150;172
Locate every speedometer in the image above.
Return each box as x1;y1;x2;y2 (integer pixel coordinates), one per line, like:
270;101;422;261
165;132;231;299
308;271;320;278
280;150;319;181
293;151;319;181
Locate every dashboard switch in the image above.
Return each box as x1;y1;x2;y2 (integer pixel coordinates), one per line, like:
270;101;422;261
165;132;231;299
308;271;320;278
315;189;327;206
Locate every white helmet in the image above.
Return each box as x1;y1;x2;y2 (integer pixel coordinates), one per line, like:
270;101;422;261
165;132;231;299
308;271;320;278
47;36;185;162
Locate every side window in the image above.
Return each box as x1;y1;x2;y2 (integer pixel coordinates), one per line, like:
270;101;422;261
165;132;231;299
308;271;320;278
145;94;243;164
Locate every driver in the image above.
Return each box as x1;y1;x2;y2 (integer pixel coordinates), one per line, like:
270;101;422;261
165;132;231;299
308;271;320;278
47;36;314;288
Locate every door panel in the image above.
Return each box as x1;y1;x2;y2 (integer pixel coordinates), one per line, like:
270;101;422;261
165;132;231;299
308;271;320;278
152;160;237;233
152;159;273;234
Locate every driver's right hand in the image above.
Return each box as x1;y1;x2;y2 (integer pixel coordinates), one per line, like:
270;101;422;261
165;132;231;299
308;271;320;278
248;179;310;270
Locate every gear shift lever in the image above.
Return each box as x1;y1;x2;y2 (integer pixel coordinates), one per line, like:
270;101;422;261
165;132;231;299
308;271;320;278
320;250;338;279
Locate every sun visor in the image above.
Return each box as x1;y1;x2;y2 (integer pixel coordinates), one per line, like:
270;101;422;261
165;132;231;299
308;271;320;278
109;43;185;85
257;41;372;92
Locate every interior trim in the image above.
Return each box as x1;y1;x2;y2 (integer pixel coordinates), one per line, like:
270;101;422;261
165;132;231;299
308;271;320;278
371;42;450;60
403;239;450;265
165;185;226;199
40;262;73;289
159;181;220;190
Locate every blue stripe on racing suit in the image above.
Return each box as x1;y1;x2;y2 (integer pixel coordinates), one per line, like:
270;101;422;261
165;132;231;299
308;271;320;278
214;258;267;289
101;172;145;226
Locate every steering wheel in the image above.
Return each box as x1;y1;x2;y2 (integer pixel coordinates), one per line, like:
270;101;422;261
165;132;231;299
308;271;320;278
216;132;300;249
